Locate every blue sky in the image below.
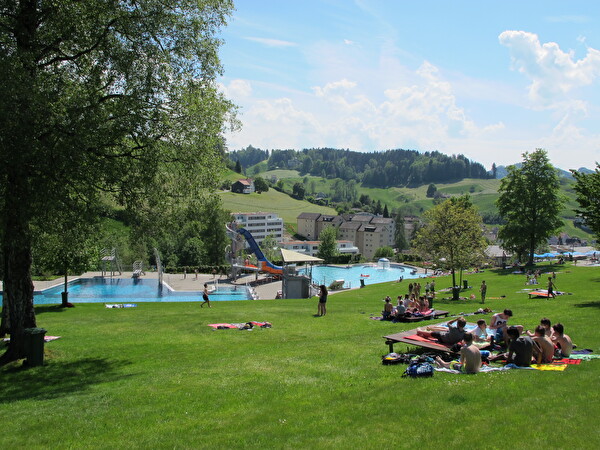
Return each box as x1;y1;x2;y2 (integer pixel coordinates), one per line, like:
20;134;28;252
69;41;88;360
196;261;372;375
218;0;600;170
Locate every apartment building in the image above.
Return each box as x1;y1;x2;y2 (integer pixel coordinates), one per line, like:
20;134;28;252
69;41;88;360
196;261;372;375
296;212;396;260
231;212;284;245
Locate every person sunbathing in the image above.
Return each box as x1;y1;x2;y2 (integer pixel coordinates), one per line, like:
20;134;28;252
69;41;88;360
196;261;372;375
417;317;466;345
531;325;555;363
434;333;481;374
551;323;573;358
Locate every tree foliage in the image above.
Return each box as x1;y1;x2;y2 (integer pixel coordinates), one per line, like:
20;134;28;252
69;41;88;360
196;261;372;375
571;164;600;241
0;0;235;362
412;196;487;298
317;226;338;263
497;150;564;265
254;177;269;193
229;147;491;188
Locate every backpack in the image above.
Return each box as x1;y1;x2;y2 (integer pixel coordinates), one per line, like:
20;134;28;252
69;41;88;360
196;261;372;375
402;361;434;378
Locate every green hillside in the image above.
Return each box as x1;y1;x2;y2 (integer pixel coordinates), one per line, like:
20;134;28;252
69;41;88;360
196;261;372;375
218;189;336;229
233;168;592;241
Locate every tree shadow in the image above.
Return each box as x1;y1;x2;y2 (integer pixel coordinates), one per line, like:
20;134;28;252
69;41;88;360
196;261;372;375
34;305;69;315
0;357;132;404
573;301;600;310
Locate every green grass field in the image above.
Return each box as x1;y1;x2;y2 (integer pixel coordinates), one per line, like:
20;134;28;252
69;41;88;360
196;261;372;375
2;262;599;448
218;189;336;225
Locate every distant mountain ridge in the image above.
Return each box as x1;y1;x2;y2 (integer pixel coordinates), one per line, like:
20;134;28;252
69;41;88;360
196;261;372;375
494;164;594;179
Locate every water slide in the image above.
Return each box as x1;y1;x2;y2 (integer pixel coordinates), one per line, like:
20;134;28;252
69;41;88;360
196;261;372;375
232;227;283;275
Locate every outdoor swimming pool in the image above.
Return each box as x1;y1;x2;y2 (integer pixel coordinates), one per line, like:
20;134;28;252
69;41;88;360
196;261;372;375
299;263;422;288
32;278;251;305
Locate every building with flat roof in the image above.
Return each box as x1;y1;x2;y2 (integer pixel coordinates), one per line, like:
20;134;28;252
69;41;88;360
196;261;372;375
231;212;284;245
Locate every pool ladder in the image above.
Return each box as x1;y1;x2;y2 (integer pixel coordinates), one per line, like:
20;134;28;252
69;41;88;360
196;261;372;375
246;282;259;300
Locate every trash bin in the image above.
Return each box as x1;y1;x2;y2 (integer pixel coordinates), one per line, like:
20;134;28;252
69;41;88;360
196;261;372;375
360;279;365;288
23;327;46;367
463;280;468;289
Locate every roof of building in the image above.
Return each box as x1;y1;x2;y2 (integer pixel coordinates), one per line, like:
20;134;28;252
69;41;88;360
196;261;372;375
370;217;394;224
339;221;361;230
233;178;253;185
297;212;322;220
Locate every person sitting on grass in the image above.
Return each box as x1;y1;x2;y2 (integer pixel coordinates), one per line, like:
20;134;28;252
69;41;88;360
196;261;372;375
434;333;481;374
490;309;523;345
531;325;555;364
471;319;494;346
382;296;393;320
551;323;573;358
393;298;406;321
417;316;466;345
527;317;552;338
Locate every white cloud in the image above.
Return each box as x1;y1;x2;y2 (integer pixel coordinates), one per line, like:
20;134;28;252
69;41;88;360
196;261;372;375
499;30;600;106
244;36;297;48
225;79;253;98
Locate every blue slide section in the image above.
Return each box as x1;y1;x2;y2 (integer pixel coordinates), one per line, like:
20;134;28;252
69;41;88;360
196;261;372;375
237;228;283;274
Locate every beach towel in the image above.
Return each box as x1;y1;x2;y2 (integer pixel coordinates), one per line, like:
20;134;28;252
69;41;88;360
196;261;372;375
532;364;568;371
434;365;507;374
2;336;61;343
105;303;137;308
566;354;600;361
208;322;272;330
553;358;581;365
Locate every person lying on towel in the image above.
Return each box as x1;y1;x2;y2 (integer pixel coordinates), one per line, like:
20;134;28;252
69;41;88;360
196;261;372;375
417;316;466;345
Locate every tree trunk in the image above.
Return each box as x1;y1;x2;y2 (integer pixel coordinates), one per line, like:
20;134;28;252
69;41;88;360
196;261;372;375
451;268;460;300
1;194;36;364
0;0;39;365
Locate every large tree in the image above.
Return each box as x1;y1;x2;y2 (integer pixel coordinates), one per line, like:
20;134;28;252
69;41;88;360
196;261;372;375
497;150;564;265
571;164;600;241
412;196;487;299
0;0;235;363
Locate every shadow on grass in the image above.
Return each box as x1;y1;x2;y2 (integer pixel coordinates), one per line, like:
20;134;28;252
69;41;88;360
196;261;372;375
35;305;69;315
573;301;600;310
0;357;132;404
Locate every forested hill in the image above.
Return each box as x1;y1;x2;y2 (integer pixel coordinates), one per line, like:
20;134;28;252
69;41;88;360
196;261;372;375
229;146;492;188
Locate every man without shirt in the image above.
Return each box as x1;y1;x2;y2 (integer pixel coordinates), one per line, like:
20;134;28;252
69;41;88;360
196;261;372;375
435;333;481;374
531;325;555;364
551;323;573;358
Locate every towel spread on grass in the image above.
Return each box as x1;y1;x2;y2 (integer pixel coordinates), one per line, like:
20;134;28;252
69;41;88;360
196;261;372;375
532;364;568;371
434;365;507;374
105;304;137;308
553;358;582;365
565;354;600;361
208;321;272;330
2;336;61;343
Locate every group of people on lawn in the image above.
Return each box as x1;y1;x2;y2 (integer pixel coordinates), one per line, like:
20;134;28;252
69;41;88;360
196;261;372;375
416;309;573;373
381;281;436;321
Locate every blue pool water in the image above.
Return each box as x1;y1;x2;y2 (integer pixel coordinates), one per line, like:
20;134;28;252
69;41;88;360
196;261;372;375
32;278;251;305
299;263;421;288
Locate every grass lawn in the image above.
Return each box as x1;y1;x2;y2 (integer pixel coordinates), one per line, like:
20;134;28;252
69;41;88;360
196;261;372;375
218;189;336;225
2;262;599;448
